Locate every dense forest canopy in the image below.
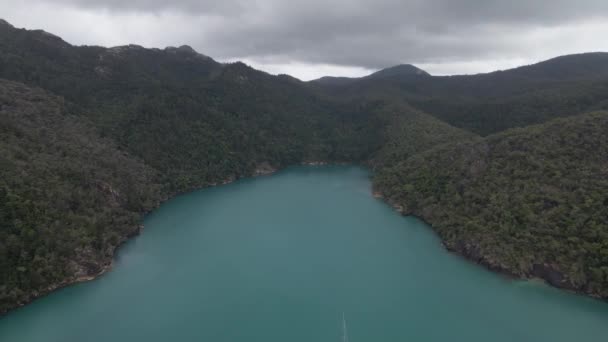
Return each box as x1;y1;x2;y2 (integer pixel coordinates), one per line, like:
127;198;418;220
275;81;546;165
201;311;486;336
1;19;608;314
374;112;608;297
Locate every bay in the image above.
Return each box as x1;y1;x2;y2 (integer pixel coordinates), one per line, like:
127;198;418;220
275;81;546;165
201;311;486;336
1;166;607;341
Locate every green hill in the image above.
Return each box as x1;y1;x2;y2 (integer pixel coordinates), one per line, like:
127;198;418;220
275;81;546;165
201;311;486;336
313;53;608;135
0;21;385;191
374;112;608;297
0;80;162;311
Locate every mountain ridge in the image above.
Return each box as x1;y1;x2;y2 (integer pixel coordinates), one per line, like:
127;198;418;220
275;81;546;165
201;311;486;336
3;18;608;84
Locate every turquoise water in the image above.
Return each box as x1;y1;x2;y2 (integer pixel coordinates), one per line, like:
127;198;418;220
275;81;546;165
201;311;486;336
1;166;608;341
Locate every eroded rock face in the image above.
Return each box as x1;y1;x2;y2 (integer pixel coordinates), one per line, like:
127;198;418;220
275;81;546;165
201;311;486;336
443;238;588;295
95;180;121;205
531;264;571;289
254;162;276;176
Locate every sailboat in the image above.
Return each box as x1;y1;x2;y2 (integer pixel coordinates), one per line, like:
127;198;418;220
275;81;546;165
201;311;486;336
342;312;349;342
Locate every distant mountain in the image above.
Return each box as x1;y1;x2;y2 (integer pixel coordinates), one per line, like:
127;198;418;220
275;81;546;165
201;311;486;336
311;64;429;85
314;53;608;93
406;54;608;135
505;52;608;81
310;52;608;135
366;64;430;79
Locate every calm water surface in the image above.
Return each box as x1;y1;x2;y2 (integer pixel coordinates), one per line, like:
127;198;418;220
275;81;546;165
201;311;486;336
1;166;608;341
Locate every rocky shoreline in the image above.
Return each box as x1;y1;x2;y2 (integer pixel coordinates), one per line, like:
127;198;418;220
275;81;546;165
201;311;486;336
1;224;142;316
371;188;605;301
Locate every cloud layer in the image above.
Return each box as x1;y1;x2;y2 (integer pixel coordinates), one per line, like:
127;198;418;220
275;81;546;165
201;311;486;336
3;0;608;79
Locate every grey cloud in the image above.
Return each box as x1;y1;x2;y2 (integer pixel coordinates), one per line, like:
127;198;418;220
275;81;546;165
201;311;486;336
44;0;608;23
194;0;608;68
17;0;608;70
35;0;252;14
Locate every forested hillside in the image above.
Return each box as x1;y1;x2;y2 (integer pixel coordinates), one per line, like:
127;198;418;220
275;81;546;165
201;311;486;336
314;53;608;135
409;78;608;135
0;80;162;311
368;100;475;168
0;20;387;193
1;19;608;314
374;112;608;297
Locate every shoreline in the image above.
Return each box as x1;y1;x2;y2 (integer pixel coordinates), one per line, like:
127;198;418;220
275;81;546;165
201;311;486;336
4;163;603;316
4;258;115;316
371;188;606;302
2;161;342;316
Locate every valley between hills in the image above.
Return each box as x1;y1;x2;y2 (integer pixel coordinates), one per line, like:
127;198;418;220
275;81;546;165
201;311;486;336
1;18;608;315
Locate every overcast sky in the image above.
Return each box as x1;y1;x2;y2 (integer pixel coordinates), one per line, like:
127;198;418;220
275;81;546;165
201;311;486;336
2;0;608;80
